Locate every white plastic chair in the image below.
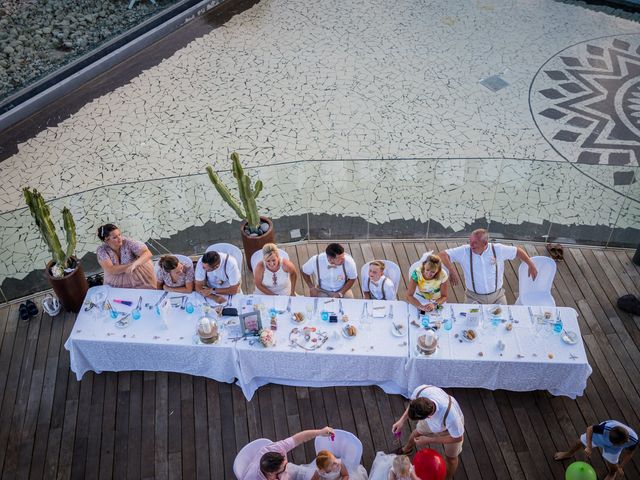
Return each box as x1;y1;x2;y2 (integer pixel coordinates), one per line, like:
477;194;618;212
233;438;271;479
250;248;290;271
360;260;401;297
515;256;556;306
408;251;449;278
314;429;363;472
206;243;243;272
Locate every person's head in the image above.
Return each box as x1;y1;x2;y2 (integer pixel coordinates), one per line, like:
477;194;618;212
315;450;340;473
97;224;122;249
392;455;412;476
259;451;287;479
610;426;630;446
408;397;436;421
469;228;489;254
201;251;221;273
159;255;184;275
262;243;281;271
368;260;386;282
326;243;345;266
421;254;442;280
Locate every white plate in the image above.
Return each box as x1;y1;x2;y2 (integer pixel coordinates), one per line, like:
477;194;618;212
391;323;406;337
461;329;478;342
290;313;307;325
342;325;357;339
561;330;578;345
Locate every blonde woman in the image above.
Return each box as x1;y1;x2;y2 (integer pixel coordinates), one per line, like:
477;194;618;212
253;244;298;296
406;253;449;312
363;260;397;300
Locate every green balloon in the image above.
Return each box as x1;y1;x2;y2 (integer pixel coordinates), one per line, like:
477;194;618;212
565;461;597;480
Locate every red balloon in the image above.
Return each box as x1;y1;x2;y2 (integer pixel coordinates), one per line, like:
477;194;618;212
413;448;447;480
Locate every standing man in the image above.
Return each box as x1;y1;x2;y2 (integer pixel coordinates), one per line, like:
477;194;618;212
554;420;637;480
301;243;358;298
195;246;241;304
438;229;537;305
241;427;335;480
392;385;464;480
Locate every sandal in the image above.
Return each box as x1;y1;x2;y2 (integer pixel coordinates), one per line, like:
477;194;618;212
25;299;39;317
546;243;560;261
18;303;29;321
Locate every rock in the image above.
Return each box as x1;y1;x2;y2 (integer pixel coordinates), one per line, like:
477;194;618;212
249;233;259;237
260;222;270;233
3;46;14;55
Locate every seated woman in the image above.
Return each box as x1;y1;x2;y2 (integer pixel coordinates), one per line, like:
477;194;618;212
406;253;448;312
96;224;156;289
156;255;195;293
362;260;396;300
253;243;298;296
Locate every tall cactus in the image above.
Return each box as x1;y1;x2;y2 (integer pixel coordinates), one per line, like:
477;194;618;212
206;152;264;234
23;188;77;276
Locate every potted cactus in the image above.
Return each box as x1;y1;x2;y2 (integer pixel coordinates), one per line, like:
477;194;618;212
23;188;88;312
206;152;275;270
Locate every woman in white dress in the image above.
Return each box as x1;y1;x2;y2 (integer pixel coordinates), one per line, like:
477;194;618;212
253;243;298;296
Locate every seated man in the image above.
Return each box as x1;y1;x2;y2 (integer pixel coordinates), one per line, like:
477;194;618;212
392;385;464;480
439;228;537;305
242;427;334;480
301;243;357;298
195;248;241;304
555;420;637;480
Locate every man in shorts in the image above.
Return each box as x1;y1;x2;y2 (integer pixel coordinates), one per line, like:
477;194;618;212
554;420;638;480
392;385;464;480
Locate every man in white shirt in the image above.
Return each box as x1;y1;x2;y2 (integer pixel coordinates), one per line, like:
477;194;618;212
195;248;241;303
301;243;358;298
439;229;538;305
392;385;465;480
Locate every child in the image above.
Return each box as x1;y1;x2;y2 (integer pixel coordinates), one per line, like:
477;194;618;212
388;455;419;480
363;260;397;300
311;450;349;480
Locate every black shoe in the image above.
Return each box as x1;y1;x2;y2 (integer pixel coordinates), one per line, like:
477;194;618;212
25;299;39;317
18;303;29;321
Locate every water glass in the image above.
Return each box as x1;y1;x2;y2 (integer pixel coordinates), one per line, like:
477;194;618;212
186;302;195;314
443;317;453;331
132;309;141;321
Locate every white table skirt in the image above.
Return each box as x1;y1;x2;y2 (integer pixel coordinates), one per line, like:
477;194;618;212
65;289;592;400
405;305;592;399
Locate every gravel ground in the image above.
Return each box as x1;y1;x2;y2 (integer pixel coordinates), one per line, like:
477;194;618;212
0;0;180;102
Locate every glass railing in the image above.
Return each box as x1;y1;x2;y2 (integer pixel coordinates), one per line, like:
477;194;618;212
0;158;637;300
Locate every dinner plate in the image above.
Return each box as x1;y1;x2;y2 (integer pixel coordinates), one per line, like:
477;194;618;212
342;325;357;339
391;323;406;337
561;330;578;345
290;313;306;325
461;329;478;342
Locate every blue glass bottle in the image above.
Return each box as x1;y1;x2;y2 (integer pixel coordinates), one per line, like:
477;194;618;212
185;302;195;314
553;318;563;334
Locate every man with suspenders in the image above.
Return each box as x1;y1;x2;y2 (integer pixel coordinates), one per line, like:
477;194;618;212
392;385;465;480
195;248;241;303
301;243;358;298
439;228;538;305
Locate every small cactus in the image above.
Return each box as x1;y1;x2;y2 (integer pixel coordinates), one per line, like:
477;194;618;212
207;152;264;234
23;188;77;277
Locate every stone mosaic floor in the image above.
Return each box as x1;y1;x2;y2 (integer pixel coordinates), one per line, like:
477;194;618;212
0;0;639;300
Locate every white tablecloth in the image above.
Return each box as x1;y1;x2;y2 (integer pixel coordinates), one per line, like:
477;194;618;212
405;305;592;399
64;287;238;383
234;296;410;399
65;289;592;400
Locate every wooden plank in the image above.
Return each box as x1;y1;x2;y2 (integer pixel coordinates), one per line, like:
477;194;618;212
179;375;196;480
220;383;237;479
99;372;118;480
205;379;223;479
112;373;131;480
81;371;105;480
127;372;143;480
140;372;156;479
192;376;210;480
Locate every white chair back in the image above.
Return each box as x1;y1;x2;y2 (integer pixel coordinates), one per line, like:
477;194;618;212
516;256;556;306
250;248;290;272
314;429;363;472
408;251;449;278
233;438;271;479
360;261;401;297
206;243;243;271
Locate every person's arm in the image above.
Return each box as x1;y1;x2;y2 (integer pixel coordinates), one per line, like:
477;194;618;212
98;258;131;276
253;262;274;295
337;278;355;298
311;472;320;480
392;405;410;434
291;427;334;447
438;251;460;286
195;280;226;304
435;280;448;307
516;247;538;280
339;462;349;479
406;280;427;311
302;272;320;296
415;433;463;446
123;247;153;275
584;425;594;458
363;291;372;300
283;259;298;296
163;281;194;294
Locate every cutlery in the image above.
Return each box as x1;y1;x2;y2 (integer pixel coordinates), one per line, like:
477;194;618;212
392;323;402;335
153;292;168;308
389;305;394;320
84;301;96;312
449;305;455;322
286;297;292;313
339;299;344;316
527;306;534;325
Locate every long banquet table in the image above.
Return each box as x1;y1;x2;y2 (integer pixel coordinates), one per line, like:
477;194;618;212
65;287;592;400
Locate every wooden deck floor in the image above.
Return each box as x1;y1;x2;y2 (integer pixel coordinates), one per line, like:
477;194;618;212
0;239;639;480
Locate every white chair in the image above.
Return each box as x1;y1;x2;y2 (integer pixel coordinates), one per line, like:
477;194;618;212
233;438;271;479
314;429;363;472
408;251;449;278
360;260;401;297
250;248;290;271
206;243;243;271
515;256;556;306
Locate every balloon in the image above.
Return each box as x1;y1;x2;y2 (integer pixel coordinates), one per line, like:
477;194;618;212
413;448;446;480
565;461;597;480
